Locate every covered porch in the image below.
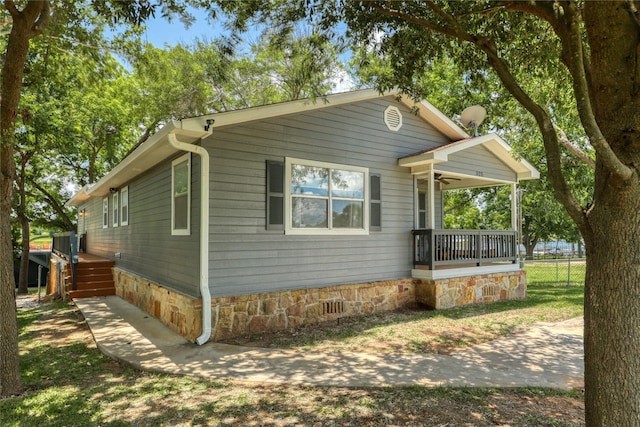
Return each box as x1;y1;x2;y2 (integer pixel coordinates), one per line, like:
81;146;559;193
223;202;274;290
399;133;539;281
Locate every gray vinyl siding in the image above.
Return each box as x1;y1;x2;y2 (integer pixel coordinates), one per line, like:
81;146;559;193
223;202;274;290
81;155;201;297
434;189;444;229
437;145;516;182
204;96;449;297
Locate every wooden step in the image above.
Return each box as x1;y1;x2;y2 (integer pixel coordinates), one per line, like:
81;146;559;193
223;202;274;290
64;257;116;299
74;280;114;291
76;265;113;275
70;288;116;299
75;272;113;283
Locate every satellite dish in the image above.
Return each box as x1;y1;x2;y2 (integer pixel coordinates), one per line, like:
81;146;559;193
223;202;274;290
461;105;486;136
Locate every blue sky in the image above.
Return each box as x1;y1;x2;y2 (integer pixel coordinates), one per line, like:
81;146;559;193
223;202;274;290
141;13;229;47
138;12;354;92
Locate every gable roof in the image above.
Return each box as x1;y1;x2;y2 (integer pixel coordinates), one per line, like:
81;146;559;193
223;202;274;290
67;89;526;207
178;88;469;140
398;132;540;185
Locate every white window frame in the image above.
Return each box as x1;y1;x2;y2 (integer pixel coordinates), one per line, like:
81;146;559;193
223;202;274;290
285;157;369;235
102;197;109;229
120;186;129;226
112;192;119;227
171;153;191;236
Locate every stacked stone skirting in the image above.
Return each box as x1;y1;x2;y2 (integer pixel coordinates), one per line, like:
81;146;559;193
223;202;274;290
114;268;203;341
113;267;526;343
414;270;527;310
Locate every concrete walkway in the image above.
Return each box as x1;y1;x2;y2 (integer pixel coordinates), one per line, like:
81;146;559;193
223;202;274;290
75;296;584;390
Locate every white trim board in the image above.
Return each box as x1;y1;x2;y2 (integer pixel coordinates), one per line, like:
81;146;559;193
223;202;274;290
411;264;521;280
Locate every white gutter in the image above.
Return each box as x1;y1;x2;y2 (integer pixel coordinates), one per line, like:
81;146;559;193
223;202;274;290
168;133;212;345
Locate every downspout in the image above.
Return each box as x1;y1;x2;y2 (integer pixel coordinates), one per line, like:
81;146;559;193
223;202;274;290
168;133;212;345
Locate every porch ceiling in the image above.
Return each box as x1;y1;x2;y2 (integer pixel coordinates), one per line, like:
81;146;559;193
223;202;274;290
399;133;539;187
418;170;510;190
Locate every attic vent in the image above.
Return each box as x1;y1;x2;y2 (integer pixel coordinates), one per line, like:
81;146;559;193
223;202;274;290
384;105;403;131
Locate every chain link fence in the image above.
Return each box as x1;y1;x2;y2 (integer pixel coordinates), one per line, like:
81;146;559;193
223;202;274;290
523;258;586;286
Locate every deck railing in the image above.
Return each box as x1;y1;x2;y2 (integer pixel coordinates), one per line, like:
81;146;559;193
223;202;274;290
52;231;78;290
412;229;518;269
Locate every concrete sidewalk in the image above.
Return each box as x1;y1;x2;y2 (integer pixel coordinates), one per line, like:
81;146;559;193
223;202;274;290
74;296;584;390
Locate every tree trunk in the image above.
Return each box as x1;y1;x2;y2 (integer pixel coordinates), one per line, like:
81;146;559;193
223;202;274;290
0;21;30;400
0;0;49;398
17;213;29;295
523;233;537;260
17;154;29;295
584;184;640;425
582;3;640;425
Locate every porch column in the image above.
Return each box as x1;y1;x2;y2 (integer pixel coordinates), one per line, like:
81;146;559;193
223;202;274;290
511;183;518;232
429;170;435;229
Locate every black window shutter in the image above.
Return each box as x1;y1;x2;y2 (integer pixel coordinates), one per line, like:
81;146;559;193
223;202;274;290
266;160;285;230
370;173;381;231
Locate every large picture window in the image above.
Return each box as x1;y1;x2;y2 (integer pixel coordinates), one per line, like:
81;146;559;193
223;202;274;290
172;153;191;235
285;158;369;235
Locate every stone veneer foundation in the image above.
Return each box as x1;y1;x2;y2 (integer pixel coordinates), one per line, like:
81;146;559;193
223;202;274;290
113;267;526;343
414;270;527;309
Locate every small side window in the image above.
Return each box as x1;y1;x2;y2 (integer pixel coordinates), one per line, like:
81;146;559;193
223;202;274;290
112;192;119;227
120;186;129;226
102;198;109;228
172;153;191;235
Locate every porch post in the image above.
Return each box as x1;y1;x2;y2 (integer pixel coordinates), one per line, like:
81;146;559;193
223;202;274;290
511;183;518;232
429;170;436;229
511;183;520;261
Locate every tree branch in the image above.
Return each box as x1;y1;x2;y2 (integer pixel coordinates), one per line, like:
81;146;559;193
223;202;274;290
625;0;640;31
31;0;49;37
507;1;632;181
555;125;596;170
557;2;633;181
28;177;74;230
369;2;469;42
4;0;19;18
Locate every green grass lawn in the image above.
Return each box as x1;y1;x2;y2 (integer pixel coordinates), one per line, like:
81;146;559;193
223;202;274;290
524;259;586;286
2;281;585;426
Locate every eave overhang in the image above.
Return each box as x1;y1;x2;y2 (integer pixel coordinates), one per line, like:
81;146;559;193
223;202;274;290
66;121;210;207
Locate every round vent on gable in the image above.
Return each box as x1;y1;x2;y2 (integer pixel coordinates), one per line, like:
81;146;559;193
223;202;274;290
384;105;403;131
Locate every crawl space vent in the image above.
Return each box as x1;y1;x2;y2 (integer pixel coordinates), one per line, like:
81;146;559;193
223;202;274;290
323;301;345;315
384;105;403;131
